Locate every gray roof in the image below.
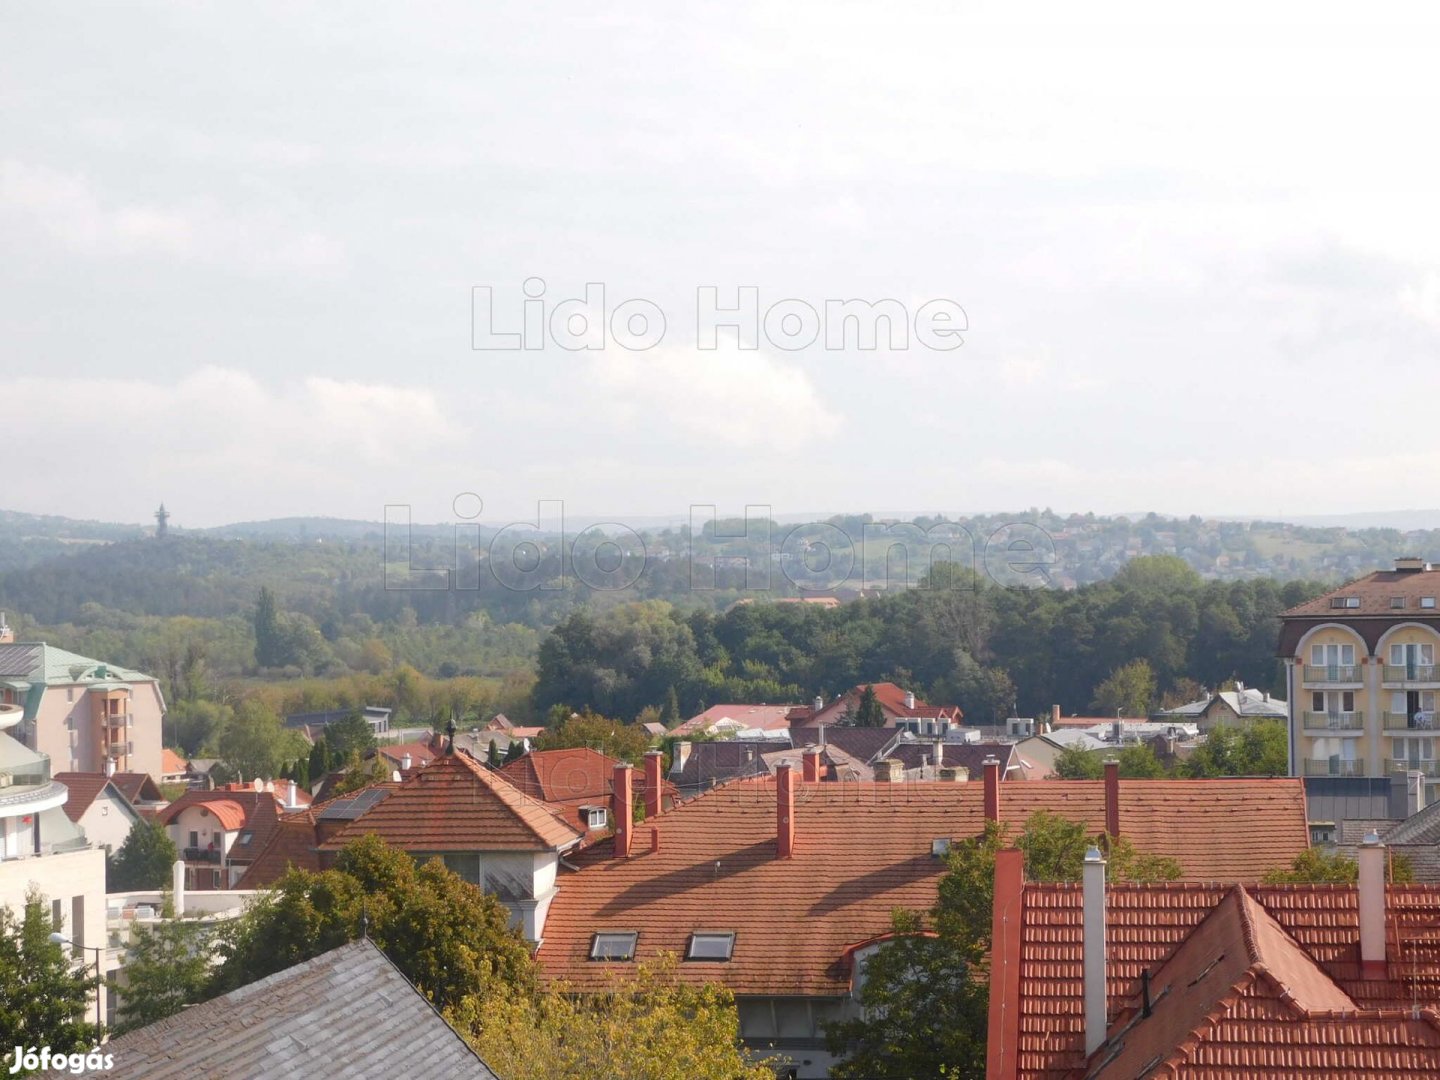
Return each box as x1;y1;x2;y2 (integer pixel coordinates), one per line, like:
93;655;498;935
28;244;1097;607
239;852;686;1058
100;939;498;1079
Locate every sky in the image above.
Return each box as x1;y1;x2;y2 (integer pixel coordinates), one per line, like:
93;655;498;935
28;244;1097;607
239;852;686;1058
4;2;1440;529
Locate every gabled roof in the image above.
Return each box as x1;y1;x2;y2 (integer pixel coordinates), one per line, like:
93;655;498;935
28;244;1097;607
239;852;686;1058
51;773;140;824
994;877;1440;1080
499;746;615;806
374;741;437;770
100;938;497;1079
160;748;188;775
669;740;778;796
224;797;281;864
318;750;583;853
109;772;165;805
536;776;1309;997
885;740;1019;777
802;726;899;763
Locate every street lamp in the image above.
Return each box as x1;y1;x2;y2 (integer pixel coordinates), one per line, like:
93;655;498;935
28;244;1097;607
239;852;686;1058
48;932;103;1030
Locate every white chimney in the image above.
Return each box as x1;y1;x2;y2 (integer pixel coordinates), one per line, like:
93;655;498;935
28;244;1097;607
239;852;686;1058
813;695;823;712
401;752;412;771
904;690;916;710
1359;832;1387;978
172;858;186;915
105;757;116;778
1083;846;1108;1055
0;612;12;644
286;780;298;810
1408;770;1426;818
933;738;944;769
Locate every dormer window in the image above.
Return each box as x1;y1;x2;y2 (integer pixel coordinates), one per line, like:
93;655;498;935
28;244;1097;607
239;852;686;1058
237;831;253;844
585;807;607;830
686;932;735;961
590;931;638;961
1330;597;1360;609
1424;598;1437;610
1392;597;1407;610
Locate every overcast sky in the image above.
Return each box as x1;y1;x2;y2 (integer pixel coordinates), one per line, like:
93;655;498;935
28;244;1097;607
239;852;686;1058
5;2;1440;528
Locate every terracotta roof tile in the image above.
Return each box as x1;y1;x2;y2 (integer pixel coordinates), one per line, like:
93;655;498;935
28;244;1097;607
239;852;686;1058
233;810;323;888
156;791;260;831
51;773;116;822
161;748;188;775
1281;566;1440;618
109;772;165;804
318;750;583;853
537;777;1308;998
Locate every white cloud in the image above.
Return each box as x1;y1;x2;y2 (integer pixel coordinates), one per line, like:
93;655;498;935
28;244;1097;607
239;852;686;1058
585;346;842;452
1399;273;1440;329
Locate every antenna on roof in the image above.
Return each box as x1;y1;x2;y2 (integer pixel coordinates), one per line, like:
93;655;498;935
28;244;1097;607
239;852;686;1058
361;900;369;939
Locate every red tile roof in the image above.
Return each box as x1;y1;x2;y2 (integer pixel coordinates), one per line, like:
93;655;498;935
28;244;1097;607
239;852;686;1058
158;793;250;831
1282;566;1440;618
232;810;323;888
536;776;1309;997
52;773;131;822
317;750;583;853
499;747;616;807
991;876;1440;1080
161;748;188;776
374;742;437;770
109;772;165;804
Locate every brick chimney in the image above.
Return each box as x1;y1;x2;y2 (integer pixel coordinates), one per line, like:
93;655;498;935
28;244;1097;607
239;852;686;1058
643;750;664;819
612;763;634;859
802;745;822;783
1083;846;1108;1055
1104;759;1120;838
983;756;1001;822
1359;831;1387;978
777;763;796;859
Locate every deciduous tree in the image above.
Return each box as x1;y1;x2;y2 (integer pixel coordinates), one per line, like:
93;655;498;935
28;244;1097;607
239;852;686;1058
107;820;179;891
0;890;100;1065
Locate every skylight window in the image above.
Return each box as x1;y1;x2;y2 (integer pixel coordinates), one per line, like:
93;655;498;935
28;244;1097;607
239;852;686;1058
590;932;638;961
237;831;253;844
1330;597;1361;609
1392;597;1407;609
686;932;735;961
931;838;952;858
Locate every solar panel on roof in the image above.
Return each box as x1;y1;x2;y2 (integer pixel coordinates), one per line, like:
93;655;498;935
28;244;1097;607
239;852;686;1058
0;646;40;678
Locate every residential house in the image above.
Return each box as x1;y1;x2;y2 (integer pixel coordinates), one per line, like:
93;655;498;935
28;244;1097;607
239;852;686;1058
157;780;305;889
52;771;145;854
672;704;799;738
101;938;499;1080
107;772;167;819
1012;731;1109;779
0;701;108;1025
669;738;789;798
789;682;962;735
1279;556;1440;790
159;748;188;784
498;746;678;830
233;785;399;889
374;740;438;773
315;747;585;940
884;738;1026;781
0;637;165;781
986;840;1440;1078
1154;684;1287;732
537;759;1310;1079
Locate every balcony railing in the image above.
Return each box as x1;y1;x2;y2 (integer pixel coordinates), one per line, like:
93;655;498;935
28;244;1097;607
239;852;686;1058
1304;665;1361;683
1389;759;1440;777
1303;758;1366;777
0;753;51;789
1302;711;1363;731
1384;712;1437;730
182;847;222;864
1384;665;1439;684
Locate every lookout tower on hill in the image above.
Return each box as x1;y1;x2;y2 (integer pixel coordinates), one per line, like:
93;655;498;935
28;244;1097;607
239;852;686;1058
155;503;170;538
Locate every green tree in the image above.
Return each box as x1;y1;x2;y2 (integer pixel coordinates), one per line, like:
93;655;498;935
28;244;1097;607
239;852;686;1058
307;738;333;782
535;710;653;762
825;910;987;1080
212;835;533;1011
323;711;376;760
218;699;305;780
853;684;885;727
1053;745;1105;780
663;685;682;727
107;819;179;891
253;586;284;669
504;739;526;764
0;890;100;1068
330;749;389;797
454;958;771;1080
487;739;503;768
1185;720;1288;777
1090;659;1157;717
1263;848;1415;884
109;901;213;1034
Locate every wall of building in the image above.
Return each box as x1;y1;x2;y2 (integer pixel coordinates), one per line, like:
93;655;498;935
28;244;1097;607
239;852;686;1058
78;789;141;855
30;682;164;782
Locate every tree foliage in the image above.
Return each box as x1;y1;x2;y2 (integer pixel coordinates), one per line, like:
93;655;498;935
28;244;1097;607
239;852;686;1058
1090;658;1157;717
107;819;179;891
0;890;100;1065
1183;720;1288;777
851;684;885;727
1263;847;1415;884
452;957;772;1080
825;910;987;1080
535;709;654;762
211;835;533;1011
109;901;213;1034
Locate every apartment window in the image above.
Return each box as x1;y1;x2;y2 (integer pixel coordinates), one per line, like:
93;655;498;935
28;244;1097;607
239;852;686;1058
66;688;74;703
1392;597;1407;609
1424;598;1437;609
188;831;199;849
1310;643;1355;667
686;932;735;961
1392;738;1434;763
1390;643;1435;668
590;931;639;961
